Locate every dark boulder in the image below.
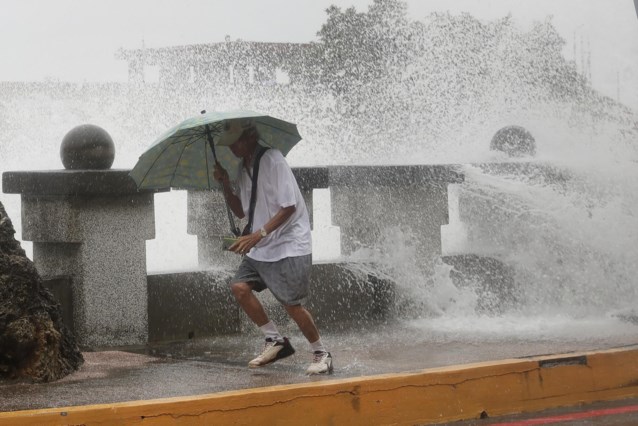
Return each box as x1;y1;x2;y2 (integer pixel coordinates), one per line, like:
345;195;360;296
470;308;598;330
0;202;83;382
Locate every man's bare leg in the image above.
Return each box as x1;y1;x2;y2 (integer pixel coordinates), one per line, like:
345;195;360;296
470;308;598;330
231;282;269;326
284;304;320;344
285;304;333;374
231;282;295;367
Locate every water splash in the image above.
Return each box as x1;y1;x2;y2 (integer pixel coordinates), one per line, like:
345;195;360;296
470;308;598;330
1;4;637;334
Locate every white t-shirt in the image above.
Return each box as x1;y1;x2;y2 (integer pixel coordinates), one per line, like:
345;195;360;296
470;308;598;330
237;147;312;262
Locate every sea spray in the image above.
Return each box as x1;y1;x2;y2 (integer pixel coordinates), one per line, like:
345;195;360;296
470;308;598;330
1;6;637;335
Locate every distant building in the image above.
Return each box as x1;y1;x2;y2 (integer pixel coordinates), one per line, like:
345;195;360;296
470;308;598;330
115;40;317;87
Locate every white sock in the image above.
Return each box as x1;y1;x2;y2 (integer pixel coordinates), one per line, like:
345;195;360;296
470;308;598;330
259;321;283;342
310;338;327;354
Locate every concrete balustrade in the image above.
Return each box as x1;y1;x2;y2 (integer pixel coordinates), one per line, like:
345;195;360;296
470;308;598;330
3;163;463;347
187;165;462;270
456;162;569;256
329;165;464;269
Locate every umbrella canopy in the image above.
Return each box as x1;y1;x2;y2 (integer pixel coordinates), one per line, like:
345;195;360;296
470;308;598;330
130;110;302;190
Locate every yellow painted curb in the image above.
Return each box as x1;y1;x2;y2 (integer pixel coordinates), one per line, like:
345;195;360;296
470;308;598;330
1;346;638;425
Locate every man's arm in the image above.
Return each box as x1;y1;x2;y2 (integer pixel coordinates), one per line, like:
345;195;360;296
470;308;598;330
214;163;244;218
261;205;296;235
229;205;296;254
220;177;245;219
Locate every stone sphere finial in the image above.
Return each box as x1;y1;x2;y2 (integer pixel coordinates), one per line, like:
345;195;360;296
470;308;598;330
490;125;536;158
60;124;115;170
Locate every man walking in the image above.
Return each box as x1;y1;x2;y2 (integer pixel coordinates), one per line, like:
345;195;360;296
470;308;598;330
213;118;332;375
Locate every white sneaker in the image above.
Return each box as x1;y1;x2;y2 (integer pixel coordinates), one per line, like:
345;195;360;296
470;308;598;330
248;337;295;368
306;351;333;375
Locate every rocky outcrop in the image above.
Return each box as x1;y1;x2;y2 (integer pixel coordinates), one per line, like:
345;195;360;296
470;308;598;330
0;202;83;382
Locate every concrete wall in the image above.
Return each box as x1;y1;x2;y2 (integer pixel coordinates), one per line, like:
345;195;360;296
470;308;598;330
146;262;396;343
147;270;239;342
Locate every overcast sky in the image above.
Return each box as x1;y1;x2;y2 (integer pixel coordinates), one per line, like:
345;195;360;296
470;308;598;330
2;0;638;108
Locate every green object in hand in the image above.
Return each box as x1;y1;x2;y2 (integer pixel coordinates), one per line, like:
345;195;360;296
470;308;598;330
222;236;239;251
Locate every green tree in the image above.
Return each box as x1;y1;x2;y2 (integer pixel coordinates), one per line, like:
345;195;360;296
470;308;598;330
304;1;636;162
315;0;416;94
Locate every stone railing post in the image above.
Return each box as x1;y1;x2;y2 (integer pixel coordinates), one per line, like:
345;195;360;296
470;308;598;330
456;162;569;254
187;190;243;269
2;125;164;348
329;165;464;270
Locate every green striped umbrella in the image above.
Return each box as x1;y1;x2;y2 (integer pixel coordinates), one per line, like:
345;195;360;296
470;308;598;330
130;110;302;190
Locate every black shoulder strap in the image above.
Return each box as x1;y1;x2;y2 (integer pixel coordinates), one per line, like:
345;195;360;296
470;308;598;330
243;146;270;236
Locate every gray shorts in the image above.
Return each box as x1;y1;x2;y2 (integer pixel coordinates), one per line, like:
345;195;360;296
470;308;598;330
230;254;312;306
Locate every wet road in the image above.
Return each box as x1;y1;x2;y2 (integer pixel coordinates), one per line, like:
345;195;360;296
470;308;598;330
453;398;638;425
1;319;637;414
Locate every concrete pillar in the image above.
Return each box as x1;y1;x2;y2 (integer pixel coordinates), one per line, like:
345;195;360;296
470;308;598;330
2;170;162;348
187;190;243;269
455;162;568;255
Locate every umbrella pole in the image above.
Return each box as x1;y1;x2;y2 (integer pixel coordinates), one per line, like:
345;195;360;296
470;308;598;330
206;125;241;237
